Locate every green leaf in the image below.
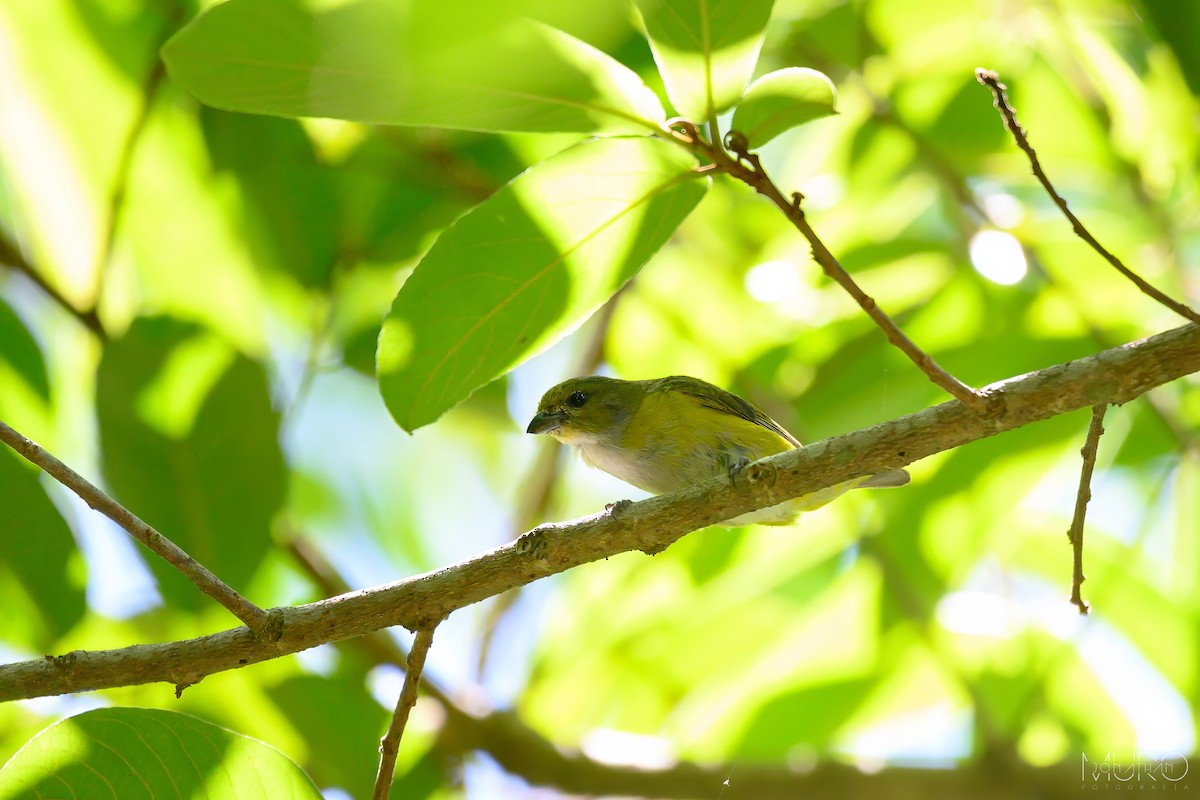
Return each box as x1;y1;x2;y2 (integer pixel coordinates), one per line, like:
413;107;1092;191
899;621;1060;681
731;67;838;147
634;0;775;119
96;318;286;609
162;0;664;135
377;136;707;432
1137;0;1200;96
266;673;389;798
0;708;321;799
0;300;49;401
201;109;340;288
0;449;84;648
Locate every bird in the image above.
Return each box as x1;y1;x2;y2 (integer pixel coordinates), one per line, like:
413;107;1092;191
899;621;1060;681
526;375;908;525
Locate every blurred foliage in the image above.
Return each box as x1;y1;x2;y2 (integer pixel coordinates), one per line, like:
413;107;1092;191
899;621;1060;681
0;0;1198;797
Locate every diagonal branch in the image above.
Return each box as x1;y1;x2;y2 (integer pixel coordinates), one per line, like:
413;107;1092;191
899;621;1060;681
0;231;106;338
1;323;1195;703
372;626;436;800
0;16;176;341
664;119;993;416
975;68;1200;326
0;420;275;639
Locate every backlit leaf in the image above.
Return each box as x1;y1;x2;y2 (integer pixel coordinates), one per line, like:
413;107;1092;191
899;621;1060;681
731;67;837;148
163;0;664;134
634;0;775;119
377;136;707;431
0;708;320;799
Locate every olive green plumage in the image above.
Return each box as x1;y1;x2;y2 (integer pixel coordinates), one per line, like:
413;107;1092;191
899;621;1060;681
527;375;908;525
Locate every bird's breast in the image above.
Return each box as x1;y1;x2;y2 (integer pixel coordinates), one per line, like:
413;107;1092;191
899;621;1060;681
576;441;676;495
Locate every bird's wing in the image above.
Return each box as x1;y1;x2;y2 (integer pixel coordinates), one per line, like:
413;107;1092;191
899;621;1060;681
654;376;802;448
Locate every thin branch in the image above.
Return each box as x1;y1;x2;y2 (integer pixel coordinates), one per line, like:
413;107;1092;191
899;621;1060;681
372;627;436;800
93;50;170;295
0;12;175;341
443;705;1148;800
0;231;106;338
473;441;560;677
975;68;1200;326
850;73;1200;456
0;419;275;639
2;322;1196;702
663;119;993;416
475;289;622;677
1065;404;1107;614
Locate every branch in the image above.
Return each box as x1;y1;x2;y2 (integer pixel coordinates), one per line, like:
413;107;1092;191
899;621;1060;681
663;119;992;415
372;627;436;800
0;231;106;338
849;72;1200;455
287;536;1128;800
0;420;275;639
1;323;1197;702
1066;404;1107;614
94;53;169;289
975;68;1200;326
476;288;621;676
443;706;1175;800
0;9;175;341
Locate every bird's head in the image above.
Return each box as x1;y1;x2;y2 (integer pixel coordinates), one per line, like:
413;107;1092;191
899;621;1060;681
526;376;642;446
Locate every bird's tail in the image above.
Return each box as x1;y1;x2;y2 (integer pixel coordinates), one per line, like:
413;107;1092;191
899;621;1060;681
858;468;910;489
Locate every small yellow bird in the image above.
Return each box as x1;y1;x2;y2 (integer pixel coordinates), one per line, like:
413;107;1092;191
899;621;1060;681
527;375;908;525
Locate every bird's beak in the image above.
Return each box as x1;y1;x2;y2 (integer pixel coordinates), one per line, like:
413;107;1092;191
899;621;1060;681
526;410;566;435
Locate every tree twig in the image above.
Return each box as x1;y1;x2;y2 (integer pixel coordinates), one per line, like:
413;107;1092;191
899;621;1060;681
0;231;106;338
1065;404;1107;614
0;13;175;341
2;322;1196;702
0;419;275;638
663;119;994;416
975;68;1200;326
372;627;436;800
92;54;170;298
848;72;1200;456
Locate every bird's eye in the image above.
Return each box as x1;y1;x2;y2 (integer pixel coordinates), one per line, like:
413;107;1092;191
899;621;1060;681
566;391;588;408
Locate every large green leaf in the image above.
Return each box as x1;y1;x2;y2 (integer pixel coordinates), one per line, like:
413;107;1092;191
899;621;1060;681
0;449;84;648
634;0;775;120
200;109;340;288
1138;0;1200;96
266;673;389;798
377;136;707;431
0;708;320;799
96;318;285;609
162;0;664;135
